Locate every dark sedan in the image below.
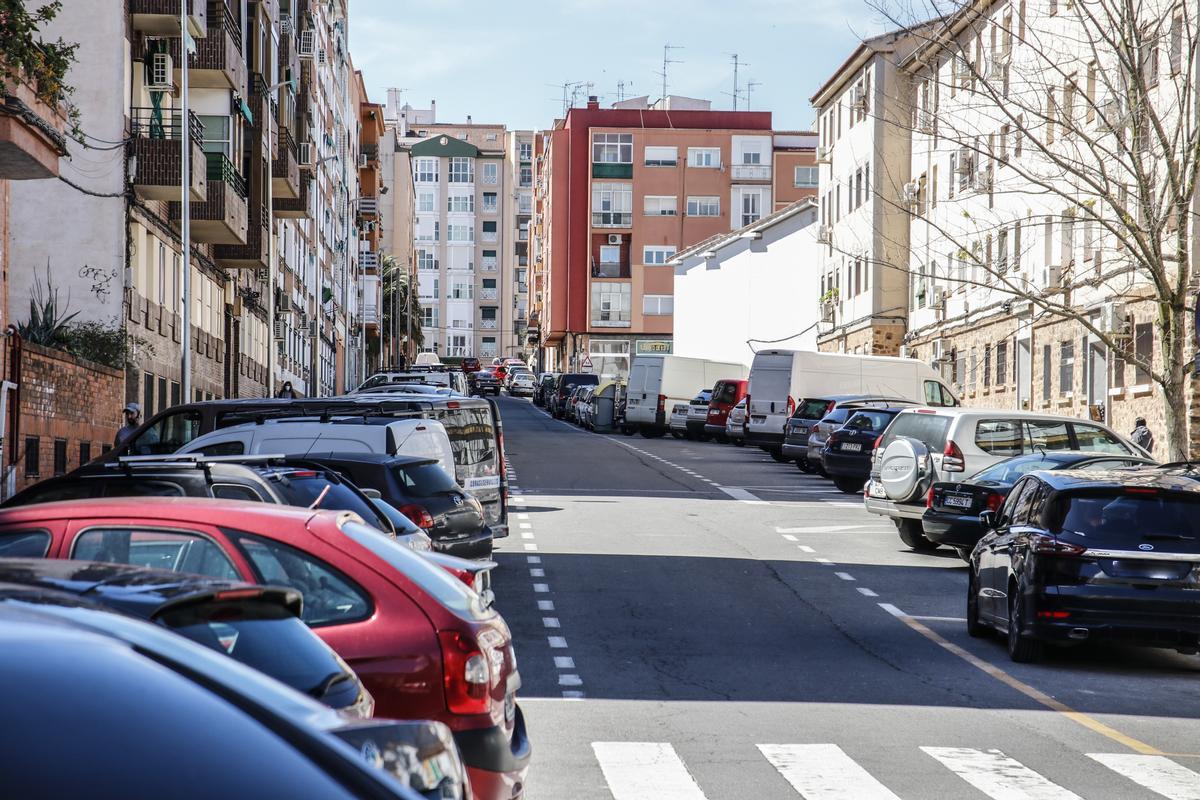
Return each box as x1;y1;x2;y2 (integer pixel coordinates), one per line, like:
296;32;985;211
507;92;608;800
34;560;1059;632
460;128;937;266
820;408;904;494
305;452;493;559
468;370;501;396
925;451;1155;559
969;468;1200;663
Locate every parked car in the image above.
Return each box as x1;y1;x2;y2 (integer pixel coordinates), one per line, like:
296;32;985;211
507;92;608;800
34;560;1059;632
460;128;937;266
704;379;748;441
625;355;747;437
550;373;599;419
684;390;714;440
780;396;910;471
669;403;690;438
725;397;748;446
305;452;493;559
533;373;558;407
924;451;1156;559
0;558;375;715
469;370;502;396
821;407;908;494
461;357;482;373
509;372;537;397
574;387;598;429
0;498;530;800
808;399;917;472
864;407;1146;551
0;599;436;800
746;349;959;454
968;468;1200;663
565;386;589;423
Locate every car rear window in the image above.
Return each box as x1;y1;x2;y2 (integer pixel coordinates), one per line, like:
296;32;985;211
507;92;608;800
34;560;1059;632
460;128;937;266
0;530;50;557
266;471;390;532
1049;491;1200;540
392;461;459;497
437;406;496;468
157;599;360;709
713;382;740;404
559;374;598;390
882;412;952;451
691;391;712;406
793;399;833;421
844;410;896;431
340;521;492;621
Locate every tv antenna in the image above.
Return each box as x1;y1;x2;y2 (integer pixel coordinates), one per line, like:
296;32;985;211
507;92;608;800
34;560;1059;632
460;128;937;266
556;80;586;116
655;43;684;102
746;79;761;111
724;54;750;111
616;80;632;102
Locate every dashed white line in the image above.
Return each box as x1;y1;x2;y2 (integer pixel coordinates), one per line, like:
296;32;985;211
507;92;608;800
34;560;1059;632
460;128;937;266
542;617;561;628
857;587;879;597
548;636;568;649
553;656;576;669
526;555;542;564
878;603;906;617
516;513;530;520
835;572;856;581
523;544;539;551
798;545;816;553
561;690;586;700
521;532;535;540
537;600;555;611
519;522;533;530
781;534;798;542
815;558;834;565
558;674;583;687
529;568;545;577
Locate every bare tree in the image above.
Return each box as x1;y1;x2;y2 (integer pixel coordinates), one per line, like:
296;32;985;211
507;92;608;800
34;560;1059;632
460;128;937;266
854;0;1199;458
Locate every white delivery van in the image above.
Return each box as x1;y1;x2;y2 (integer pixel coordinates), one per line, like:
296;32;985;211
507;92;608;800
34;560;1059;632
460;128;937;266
625;355;749;436
745;350;959;449
177;418;456;477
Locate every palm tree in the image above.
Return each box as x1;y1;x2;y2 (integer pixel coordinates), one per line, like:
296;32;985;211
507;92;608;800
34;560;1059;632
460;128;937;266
375;253;424;368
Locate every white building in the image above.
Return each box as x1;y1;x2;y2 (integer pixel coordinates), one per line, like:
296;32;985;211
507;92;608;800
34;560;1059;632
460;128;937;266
670;200;820;368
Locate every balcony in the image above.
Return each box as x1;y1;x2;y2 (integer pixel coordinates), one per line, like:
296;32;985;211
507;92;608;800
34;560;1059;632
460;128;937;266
274;173;311;219
0;69;68;180
358;196;378;217
171;1;246;91
592;162;632;179
214;201;268;269
273;127;301;198
480;288;498;301
480;318;498;330
731;163;772;181
171;152;247;244
481;231;497;243
360;251;379;270
591;212;632;228
591;258;630;279
131;0;207;37
131;107;207;201
363;303;379;326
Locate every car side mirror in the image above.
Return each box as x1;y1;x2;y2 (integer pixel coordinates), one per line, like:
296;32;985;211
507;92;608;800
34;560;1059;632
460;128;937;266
360;487;383;500
978;509;998;530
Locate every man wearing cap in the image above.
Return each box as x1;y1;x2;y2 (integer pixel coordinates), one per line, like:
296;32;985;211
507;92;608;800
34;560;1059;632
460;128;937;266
114;403;142;447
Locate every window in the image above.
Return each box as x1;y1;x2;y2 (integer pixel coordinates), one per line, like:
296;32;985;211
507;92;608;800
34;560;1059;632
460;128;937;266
984;345;992;388
740;191;763;226
417;191;435;212
447;156;474;183
481;220;497;234
23;435;38;478
481;162;498;185
197;114;233;156
451;281;473;300
1134;322;1153;384
413;158;438;183
211;484;264;501
591;282;631;326
794;166;818;188
1072;424;1128;454
482;192;497;212
234;534;371;627
79;441;91;466
592;132;632;163
53;439;67;476
518;142;533;160
644;146;677;166
74;527;239;581
687;147;720;168
519;165;532;186
643;295;674;315
599;245;620;264
975;420;1025;456
644;195;677;216
416;250;437;270
996;341;1008;386
420;306;437;327
1059;340;1074;395
447;193;474;212
447;224;473;242
1026;420;1071;450
481;250;497;271
740;140;763;164
0;530;50;558
643;246;677;265
686;196;720;217
591;182;632;227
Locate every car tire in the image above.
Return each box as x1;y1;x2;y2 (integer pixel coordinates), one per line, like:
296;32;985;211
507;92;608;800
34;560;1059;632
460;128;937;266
1006;585;1044;663
734;439;745;447
769;449;789;463
796;459;813;473
670;431;684;439
833;476;864;494
622;425;637;436
641;429;663;439
966;569;988;638
896;519;939;552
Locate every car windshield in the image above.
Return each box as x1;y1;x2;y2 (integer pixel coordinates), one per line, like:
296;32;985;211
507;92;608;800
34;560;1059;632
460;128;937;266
266;471;391;532
391;461;460;497
793;399;833;420
713;383;740;404
1050;491;1200;540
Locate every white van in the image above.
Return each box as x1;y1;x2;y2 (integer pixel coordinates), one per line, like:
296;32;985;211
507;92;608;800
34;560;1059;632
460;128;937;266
625;355;749;436
413;352;443;368
745;350;958;449
177;418;456;477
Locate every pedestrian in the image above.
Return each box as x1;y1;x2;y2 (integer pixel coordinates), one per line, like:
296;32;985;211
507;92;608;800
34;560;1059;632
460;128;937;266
1131;416;1155;453
276;381;298;399
113;402;141;447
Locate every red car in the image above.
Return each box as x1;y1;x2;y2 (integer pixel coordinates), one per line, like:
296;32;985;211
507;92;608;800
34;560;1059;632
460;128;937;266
0;497;530;800
461;358;482;373
705;379;749;440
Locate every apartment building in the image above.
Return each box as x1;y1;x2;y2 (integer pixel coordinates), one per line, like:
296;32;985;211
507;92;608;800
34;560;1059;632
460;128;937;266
811;29;925;358
530;96;774;376
771;132;820;210
507;130;535;359
356;75;385;374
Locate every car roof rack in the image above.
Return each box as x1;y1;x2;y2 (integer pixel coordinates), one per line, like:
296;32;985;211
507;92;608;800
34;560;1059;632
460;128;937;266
109;453;294;470
213;398;435;428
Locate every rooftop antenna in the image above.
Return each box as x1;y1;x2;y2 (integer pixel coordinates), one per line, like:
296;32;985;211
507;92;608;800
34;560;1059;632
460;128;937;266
724;53;750;111
746;79;761;111
655;43;684;103
616;80;632;102
556;80;586;116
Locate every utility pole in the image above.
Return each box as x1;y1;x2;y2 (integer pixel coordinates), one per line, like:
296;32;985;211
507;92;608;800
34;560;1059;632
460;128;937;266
180;4;192;402
656;43;683;103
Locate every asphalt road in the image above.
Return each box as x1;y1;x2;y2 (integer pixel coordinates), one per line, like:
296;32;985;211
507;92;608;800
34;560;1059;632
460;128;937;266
489;395;1200;800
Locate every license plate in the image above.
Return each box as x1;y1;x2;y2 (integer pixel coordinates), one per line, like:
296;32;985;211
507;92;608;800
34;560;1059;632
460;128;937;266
792;426;808;436
944;494;972;509
465;476;502;491
841;442;862;452
869;480;886;499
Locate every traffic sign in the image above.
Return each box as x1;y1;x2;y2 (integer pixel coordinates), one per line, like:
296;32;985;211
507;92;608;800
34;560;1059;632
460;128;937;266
580;355;593;372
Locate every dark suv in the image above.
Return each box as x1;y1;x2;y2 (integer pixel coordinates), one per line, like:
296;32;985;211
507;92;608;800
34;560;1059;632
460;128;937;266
550;373;599;419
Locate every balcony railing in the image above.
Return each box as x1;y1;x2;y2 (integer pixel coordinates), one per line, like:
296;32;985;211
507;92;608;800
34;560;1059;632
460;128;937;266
480;318;498;330
731;163;772;181
481;231;497;243
131;106;205;143
206;151;248;198
480;288;498;300
591;259;629;279
359;196;378;216
130;107;207;201
360;252;379;270
592;212;632;228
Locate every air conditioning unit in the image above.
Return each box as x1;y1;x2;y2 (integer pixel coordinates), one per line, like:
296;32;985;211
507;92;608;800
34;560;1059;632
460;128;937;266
298;29;316;59
254;268;268;283
816;145;831;164
817;225;833;244
274;287;289;311
280;13;293;34
307;319;319;337
299;142;314;167
318;48;327;65
820;300;836;323
931;338;951;362
148;52;174;92
1043;264;1063;289
273;318;286;340
1099;302;1128;336
607;234;622;245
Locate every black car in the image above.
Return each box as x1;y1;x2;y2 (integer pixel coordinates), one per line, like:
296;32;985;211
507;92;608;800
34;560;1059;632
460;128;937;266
821;407;906;494
0;593;439;800
551;373;599;418
468;370;501;396
926;451;1156;559
782;396;914;472
304;452;492;559
969;468;1200;663
533;373;558;407
0;558;373;715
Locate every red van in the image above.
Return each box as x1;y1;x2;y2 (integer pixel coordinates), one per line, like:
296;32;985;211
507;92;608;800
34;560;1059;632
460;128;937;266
705;379;749;440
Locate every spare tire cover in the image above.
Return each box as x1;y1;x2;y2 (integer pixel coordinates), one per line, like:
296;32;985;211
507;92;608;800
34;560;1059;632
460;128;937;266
880;437;930;502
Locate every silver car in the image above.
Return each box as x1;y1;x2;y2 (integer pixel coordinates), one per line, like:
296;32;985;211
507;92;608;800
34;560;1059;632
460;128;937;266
725;397;748;446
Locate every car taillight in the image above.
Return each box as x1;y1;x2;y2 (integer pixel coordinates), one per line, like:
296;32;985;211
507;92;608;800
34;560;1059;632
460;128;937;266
985;492;1005;512
657;394;666;413
398;504;435;530
943;440;965;472
926;486;935;508
1030;533;1086;556
826;401;835;414
438;631;491;715
873;434;884;451
498;428;507;482
786;396;796;417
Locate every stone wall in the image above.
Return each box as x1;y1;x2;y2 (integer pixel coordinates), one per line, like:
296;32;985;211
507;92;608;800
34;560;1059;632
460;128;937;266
818;321;906;356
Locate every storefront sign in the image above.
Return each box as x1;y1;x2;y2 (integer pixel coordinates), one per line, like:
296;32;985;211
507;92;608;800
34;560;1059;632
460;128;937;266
635;340;673;355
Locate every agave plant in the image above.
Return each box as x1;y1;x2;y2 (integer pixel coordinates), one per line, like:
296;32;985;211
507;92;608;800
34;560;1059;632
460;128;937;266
18;261;78;346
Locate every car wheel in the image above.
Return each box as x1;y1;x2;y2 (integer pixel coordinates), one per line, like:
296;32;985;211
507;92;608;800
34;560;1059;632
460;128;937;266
966;569;988;638
769;449;789;463
641;429;662;439
796;459;813;473
670;431;684;439
734;439;745;447
832;476;864;494
896;519;939;552
1006;585;1044;663
622;425;637;436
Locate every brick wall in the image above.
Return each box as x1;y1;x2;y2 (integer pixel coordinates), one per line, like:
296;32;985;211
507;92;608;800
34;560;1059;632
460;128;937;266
16;342;123;493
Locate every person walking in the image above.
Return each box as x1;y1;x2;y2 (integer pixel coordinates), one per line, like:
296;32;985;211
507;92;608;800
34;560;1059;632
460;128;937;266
1131;417;1155;453
113;403;142;447
276;381;298;399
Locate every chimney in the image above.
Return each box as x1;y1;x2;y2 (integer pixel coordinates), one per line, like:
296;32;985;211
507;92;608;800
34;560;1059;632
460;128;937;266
430;99;436;122
586;95;600;110
467;115;473;125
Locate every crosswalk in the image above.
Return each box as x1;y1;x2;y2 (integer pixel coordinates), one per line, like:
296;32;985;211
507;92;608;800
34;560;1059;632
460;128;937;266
590;742;1200;799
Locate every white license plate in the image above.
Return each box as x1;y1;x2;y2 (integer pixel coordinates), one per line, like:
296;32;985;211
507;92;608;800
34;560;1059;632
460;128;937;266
841;442;862;452
465;476;502;491
792;426;808;436
944;495;973;509
869;481;886;499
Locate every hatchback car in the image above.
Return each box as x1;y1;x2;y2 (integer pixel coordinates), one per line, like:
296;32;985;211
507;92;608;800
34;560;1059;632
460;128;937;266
461;357;482;373
0;498;530;800
821;408;906;494
924;451;1156;558
864;407;1144;551
969;468;1200;663
781;396;910;471
685;390;714;440
704;379;748;441
509;372;537;397
469;370;502;397
725;397;748;446
533;373;558;407
669;403;690;438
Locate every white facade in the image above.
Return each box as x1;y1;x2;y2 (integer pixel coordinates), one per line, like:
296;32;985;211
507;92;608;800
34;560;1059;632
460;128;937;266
671;201;821;368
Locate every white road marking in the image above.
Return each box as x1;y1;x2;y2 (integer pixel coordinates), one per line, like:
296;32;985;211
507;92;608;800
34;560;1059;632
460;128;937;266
815;558;834;565
721;487;768;504
533;583;550;593
537;600;555;611
516;513;529;520
521;532;535;540
835;572;856;581
878;603;905;616
524;544;539;551
548;636;568;648
527;555;542;564
922;746;1083;799
1088;753;1200;800
758;743;901;799
561;690;586;699
911;615;968;623
542;617;561;628
776;525;881;534
781;534;798;541
520;522;533;529
593;742;708;800
823;501;865;509
558;674;583;686
857;588;879;597
798;545;816;553
529;568;545;577
553;656;576;669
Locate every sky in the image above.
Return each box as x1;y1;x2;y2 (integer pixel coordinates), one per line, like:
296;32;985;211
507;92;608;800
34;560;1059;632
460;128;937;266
349;0;891;132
